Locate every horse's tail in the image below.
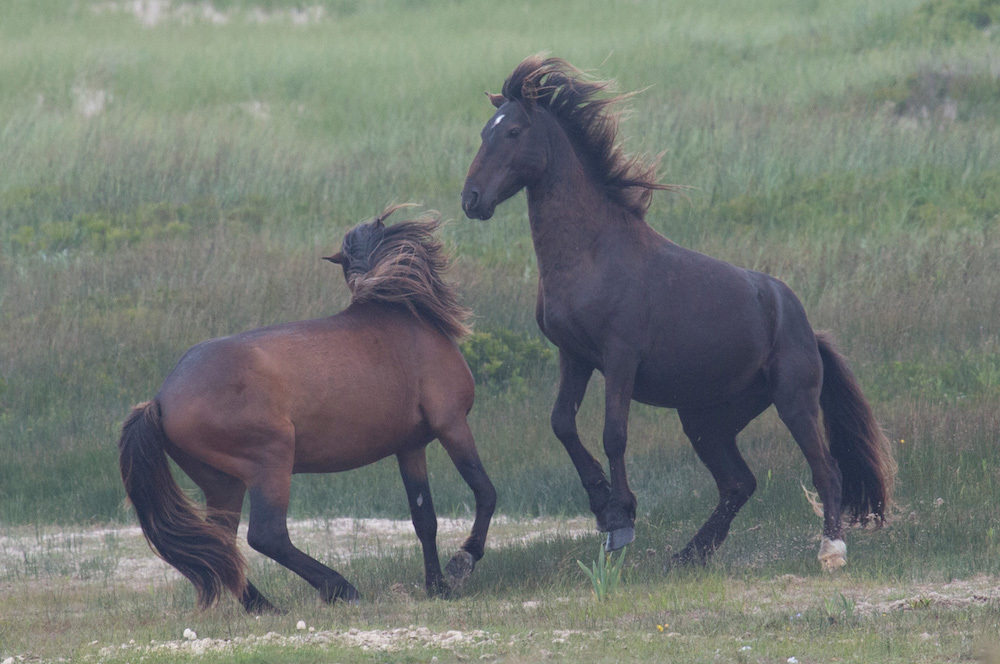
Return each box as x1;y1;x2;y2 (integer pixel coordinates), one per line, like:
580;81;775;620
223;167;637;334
118;400;247;607
816;332;897;525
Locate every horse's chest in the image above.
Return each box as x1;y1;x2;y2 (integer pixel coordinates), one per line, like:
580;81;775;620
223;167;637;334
537;291;608;367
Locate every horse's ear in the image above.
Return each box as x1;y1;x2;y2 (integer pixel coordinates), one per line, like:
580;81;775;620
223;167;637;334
486;92;506;108
323;251;345;264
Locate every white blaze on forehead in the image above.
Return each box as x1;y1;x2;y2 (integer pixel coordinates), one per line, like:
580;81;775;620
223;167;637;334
492;114;505;128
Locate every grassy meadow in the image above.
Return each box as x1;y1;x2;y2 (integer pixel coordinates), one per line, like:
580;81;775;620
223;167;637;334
1;0;1000;661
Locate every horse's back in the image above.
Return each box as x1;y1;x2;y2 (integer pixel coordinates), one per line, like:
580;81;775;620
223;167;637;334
157;304;473;478
554;226;816;409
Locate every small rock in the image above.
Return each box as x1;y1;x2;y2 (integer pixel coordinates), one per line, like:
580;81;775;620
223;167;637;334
183;628;197;641
296;620;306;631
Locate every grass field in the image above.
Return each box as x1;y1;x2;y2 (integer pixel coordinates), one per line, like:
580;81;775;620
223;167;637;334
1;0;999;661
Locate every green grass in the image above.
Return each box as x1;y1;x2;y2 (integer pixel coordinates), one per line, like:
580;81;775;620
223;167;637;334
1;0;1000;660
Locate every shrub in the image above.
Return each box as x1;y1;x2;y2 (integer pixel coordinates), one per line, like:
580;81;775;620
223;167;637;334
460;328;554;390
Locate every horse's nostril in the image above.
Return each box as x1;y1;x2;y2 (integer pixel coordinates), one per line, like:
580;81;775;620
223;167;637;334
463;189;480;212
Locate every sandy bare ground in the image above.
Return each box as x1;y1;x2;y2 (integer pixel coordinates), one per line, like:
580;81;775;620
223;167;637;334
0;515;594;592
4;516;998;611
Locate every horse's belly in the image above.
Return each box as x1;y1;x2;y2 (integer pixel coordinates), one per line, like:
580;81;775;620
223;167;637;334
291;416;431;474
630;353;765;410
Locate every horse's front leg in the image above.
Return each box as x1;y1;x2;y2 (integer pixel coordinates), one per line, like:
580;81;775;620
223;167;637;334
600;352;639;552
397;449;447;596
550;352;612;525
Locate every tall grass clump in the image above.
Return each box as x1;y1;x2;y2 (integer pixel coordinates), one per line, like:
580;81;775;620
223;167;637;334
577;544;628;601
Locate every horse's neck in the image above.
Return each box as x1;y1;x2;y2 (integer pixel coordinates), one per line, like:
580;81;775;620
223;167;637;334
527;122;607;279
525;131;637;280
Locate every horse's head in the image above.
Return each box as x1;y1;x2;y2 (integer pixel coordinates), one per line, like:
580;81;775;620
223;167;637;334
461;93;548;220
323;211;389;283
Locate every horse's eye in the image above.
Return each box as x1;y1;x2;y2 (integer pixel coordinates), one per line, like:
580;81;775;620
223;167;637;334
507;127;520;139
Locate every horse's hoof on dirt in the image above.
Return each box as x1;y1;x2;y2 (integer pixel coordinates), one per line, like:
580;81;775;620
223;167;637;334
605;526;635;552
445;550;476;591
818;537;847;572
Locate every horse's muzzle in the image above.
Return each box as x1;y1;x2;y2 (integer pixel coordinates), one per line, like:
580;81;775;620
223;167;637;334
461;188;493;220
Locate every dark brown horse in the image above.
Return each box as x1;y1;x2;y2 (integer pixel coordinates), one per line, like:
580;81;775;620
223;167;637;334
119;206;496;612
461;56;895;570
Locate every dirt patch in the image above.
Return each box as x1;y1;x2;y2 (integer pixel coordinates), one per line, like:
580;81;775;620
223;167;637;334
0;515;594;591
734;572;1000;618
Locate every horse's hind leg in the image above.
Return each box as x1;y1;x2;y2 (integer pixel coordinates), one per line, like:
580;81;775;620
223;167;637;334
165;443;277;613
771;343;846;570
436;419;496;592
203;482;277;613
675;394;769;564
246;471;359;604
397;448;447;596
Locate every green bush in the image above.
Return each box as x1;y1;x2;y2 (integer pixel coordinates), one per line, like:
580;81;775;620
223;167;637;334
460;328;554;390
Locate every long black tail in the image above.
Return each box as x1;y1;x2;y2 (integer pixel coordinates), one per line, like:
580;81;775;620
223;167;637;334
118;400;246;607
816;332;897;525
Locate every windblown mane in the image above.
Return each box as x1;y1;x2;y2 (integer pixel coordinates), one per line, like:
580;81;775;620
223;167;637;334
337;205;471;339
501;55;674;217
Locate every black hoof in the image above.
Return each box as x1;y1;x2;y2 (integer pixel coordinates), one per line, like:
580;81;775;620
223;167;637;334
670;545;709;569
246;599;284;615
605;526;635;552
325;583;361;605
444;550;476;592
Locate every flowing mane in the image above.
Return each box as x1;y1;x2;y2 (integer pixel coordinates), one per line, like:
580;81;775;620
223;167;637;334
335;205;471;340
501;55;673;217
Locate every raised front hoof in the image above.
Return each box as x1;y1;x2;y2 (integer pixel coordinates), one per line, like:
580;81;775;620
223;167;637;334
444;550;476;593
818;537;847;572
605;526;635;552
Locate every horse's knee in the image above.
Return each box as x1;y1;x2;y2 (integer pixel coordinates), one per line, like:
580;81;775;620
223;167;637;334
550;405;577;441
602;419;628;458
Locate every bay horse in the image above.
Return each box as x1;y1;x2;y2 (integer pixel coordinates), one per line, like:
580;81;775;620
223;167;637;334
461;56;895;570
118;206;496;612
